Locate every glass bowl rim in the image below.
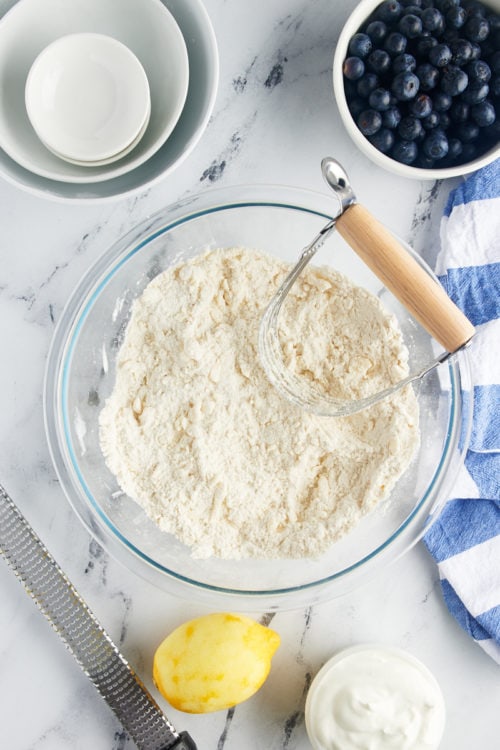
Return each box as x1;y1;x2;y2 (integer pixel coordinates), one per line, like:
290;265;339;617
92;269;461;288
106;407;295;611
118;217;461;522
43;183;473;605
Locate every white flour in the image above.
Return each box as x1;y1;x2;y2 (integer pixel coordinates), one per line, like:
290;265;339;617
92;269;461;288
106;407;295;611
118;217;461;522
99;247;419;559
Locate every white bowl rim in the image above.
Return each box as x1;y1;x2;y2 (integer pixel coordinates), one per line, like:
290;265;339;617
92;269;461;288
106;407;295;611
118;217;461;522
333;0;500;180
304;643;446;749
44;98;151;167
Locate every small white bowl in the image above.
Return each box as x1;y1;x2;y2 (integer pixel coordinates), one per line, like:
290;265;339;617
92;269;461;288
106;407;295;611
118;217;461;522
0;0;196;191
305;644;446;750
25;33;151;165
46;100;151;167
333;0;500;180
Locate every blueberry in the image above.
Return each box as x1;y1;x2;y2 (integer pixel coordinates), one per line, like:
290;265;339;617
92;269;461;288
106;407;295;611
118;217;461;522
469;42;482;61
422;111;441;128
345;79;359;100
357;72;380;98
462;1;487;19
398;115;424;139
369;87;392;110
464;17;490;43
415;153;437;168
487;12;500;34
442;27;460;44
365;20;388;44
491;75;500;97
461;142;479;161
410;93;433;117
432;90;453;111
349;33;373;59
416;35;439;57
392;71;420;99
382;106;403;128
456;121;480;141
343;56;365;80
448;137;463;158
392;139;418;163
446;6;467;29
450;100;470;121
471;99;496;126
439;111;451;128
368;49;392;74
423;129;449;159
440;26;460;47
481;37;498;59
449;38;473;65
357;109;383;135
440;65;469;95
385;32;408;55
465;60;492;83
393;53;417;73
416;63;439;90
369;127;396;152
428;43;452;67
482;118;500;141
377;0;403;23
398;13;423;38
435;0;458;11
461;81;489;103
422;7;444;32
489;51;500;75
404;4;424;17
348;97;366;118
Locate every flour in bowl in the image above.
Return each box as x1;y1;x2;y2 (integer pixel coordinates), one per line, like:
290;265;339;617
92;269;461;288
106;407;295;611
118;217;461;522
99;247;419;559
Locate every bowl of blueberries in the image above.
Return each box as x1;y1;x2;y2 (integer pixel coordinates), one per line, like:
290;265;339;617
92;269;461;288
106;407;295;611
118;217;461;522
333;0;500;178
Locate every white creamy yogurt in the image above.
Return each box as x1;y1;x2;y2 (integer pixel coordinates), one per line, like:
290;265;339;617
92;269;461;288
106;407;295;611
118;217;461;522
305;645;446;750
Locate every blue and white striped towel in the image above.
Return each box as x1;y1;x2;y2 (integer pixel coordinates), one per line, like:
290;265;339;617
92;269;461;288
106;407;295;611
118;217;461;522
424;158;500;664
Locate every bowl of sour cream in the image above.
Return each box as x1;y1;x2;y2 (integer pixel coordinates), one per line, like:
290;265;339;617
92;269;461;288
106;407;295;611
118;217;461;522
305;644;446;750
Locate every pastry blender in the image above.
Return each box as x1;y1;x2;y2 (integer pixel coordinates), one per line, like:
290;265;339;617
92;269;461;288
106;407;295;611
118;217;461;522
259;157;475;417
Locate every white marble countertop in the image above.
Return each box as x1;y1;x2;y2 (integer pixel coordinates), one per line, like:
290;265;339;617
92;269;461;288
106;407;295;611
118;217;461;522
0;1;499;748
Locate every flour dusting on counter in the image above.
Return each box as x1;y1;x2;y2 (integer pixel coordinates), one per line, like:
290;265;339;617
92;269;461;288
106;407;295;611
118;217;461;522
99;247;419;559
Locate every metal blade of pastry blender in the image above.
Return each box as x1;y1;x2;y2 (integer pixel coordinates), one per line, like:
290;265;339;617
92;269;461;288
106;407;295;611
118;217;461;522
258;157;475;417
0;482;197;750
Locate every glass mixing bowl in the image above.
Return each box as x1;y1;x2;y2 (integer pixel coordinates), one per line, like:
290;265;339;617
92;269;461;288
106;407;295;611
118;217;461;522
44;185;472;610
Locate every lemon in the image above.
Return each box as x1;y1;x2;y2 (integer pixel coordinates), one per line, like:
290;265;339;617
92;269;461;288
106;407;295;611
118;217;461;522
153;612;280;713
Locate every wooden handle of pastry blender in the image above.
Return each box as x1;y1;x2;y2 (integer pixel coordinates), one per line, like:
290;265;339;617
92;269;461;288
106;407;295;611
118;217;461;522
335;203;475;352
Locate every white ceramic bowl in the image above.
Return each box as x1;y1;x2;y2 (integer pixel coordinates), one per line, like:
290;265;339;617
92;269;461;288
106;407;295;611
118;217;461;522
25;33;151;165
0;0;217;200
305;644;446;750
44;103;151;168
333;0;500;180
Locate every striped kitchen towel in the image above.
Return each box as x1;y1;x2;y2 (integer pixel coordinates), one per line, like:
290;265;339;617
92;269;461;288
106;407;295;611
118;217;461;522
424;158;500;664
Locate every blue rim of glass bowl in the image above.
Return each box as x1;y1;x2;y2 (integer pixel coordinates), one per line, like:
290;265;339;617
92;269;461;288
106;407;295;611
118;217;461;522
54;196;465;599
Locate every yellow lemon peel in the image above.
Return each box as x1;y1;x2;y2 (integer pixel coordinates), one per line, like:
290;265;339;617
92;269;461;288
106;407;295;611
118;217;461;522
153;612;280;713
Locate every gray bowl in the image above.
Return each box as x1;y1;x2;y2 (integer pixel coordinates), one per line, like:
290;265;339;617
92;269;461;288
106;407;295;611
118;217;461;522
0;0;218;201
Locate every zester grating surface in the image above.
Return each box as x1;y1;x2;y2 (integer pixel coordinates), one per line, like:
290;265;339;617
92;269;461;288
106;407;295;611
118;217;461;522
0;482;196;750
